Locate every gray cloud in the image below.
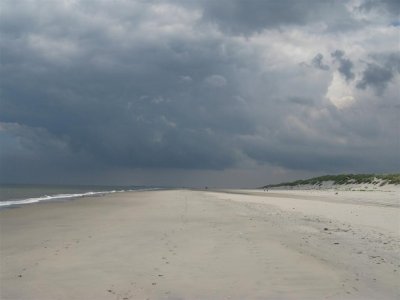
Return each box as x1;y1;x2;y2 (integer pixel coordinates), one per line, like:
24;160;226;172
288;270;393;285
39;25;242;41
201;0;319;34
194;0;360;35
331;50;355;82
0;1;254;175
356;63;393;95
204;74;227;87
0;0;399;186
356;53;400;94
358;0;400;16
311;53;330;71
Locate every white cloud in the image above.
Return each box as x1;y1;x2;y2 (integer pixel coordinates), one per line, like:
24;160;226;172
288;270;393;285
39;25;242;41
326;72;356;109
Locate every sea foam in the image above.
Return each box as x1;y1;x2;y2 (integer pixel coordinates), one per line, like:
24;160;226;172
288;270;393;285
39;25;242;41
0;190;122;208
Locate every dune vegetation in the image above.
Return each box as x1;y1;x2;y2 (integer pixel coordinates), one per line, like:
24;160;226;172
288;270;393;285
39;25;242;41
263;174;400;188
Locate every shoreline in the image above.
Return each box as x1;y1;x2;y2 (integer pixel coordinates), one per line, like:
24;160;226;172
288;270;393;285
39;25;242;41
0;188;164;209
1;189;399;299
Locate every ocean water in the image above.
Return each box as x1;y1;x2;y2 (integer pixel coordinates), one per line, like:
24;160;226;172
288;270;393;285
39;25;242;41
0;184;150;208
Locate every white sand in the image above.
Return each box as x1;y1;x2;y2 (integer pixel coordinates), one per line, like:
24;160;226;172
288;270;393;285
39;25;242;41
1;189;399;299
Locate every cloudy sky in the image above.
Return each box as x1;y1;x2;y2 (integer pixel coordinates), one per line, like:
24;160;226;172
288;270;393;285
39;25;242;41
0;0;399;187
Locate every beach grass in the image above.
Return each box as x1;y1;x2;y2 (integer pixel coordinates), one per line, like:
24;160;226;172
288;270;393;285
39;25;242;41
263;173;400;188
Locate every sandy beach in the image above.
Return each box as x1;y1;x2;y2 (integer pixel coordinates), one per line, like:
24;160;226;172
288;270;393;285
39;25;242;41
1;189;399;300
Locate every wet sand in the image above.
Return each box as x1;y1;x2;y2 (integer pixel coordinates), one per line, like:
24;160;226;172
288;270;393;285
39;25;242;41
1;189;399;299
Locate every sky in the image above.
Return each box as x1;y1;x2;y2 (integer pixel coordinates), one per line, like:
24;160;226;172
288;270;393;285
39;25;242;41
0;0;399;188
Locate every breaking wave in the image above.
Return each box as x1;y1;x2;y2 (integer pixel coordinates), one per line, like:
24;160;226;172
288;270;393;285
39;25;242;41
0;190;124;208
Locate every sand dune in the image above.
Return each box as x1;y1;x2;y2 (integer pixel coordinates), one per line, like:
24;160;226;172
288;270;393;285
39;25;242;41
1;189;399;299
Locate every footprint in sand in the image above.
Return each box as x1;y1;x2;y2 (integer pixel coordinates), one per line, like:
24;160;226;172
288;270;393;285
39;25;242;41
107;289;115;295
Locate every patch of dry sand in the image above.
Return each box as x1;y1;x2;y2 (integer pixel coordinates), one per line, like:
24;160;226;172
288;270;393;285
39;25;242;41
1;189;399;299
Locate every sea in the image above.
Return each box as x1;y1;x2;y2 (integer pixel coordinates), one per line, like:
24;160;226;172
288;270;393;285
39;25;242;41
0;184;153;208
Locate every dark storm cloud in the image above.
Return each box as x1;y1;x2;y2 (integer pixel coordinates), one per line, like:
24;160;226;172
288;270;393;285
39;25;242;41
356;63;393;95
0;0;399;184
236;98;392;172
356;53;400;94
311;54;330;71
200;0;319;34
195;0;359;34
331;50;355;82
0;0;255;177
358;0;400;15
